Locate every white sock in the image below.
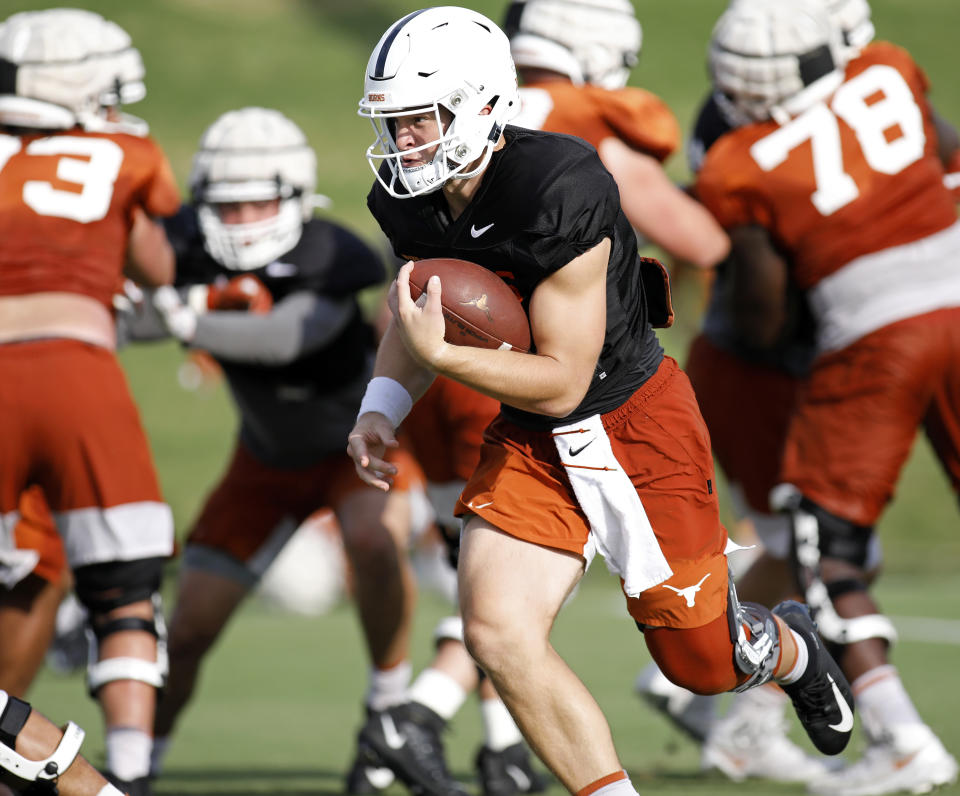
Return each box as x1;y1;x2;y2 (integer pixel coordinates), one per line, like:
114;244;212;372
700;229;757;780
150;735;170;777
407;668;468;721
105;727;152;781
480;698;523;751
96;786;126;796
366;660;412;711
853;664;925;740
777;628;809;685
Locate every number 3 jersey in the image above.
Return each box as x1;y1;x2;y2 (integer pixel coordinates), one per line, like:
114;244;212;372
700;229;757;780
696;41;956;289
0;128;180;306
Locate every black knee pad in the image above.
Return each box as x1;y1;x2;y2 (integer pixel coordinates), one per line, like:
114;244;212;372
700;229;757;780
73;556;165;614
794;497;874;568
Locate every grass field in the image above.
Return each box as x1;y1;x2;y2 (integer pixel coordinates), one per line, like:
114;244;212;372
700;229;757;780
12;0;960;793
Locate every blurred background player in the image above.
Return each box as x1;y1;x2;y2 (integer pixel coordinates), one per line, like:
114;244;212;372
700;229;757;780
137;107;421;790
635;0;879;784
505;0;729;272
0;690;130;796
693;0;960;793
350;373;547;796
0;9;179;795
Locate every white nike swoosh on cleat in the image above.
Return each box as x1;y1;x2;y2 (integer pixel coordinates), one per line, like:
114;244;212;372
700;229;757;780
826;674;854;733
470;222;495;238
364;767;396;789
505;765;532;791
380;714;406;750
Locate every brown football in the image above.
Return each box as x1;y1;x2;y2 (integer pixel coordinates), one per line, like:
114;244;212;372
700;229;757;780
407;258;531;353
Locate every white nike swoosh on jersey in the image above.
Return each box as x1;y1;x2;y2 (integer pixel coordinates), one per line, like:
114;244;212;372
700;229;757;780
471;501;493;510
826;674;855;732
470;222;495;238
380;714;406;750
265;261;298;277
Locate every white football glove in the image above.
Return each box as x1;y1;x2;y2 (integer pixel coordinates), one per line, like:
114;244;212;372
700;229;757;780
152;286;198;342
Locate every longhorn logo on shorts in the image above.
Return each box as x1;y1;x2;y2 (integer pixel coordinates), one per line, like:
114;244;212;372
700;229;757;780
662;573;711;608
460;293;493;321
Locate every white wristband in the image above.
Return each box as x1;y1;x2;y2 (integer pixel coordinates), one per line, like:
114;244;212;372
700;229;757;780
357;376;413;429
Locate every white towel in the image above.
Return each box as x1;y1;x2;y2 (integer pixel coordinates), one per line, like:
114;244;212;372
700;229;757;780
553;414;673;597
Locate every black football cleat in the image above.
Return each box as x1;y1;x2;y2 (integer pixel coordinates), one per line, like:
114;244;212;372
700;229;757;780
774;600;855;756
358;701;469;796
345;713;396;795
476;742;548;796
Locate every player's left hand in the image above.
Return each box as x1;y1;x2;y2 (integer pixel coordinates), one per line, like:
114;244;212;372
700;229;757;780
391;261;448;367
153;286;198;341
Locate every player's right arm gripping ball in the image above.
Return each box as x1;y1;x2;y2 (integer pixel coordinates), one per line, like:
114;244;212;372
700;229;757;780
407;259;531;352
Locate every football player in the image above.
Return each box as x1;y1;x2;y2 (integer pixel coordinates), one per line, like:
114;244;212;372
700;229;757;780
139;107;422;789
0;9;179;795
505;0;729;271
636;0;880;783
355;4;732;792
693;1;960;793
348;7;856;796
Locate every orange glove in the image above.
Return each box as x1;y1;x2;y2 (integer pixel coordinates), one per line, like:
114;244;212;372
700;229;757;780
207;274;273;314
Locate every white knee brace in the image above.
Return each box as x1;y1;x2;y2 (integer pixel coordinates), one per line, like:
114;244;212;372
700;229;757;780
0;691;85;793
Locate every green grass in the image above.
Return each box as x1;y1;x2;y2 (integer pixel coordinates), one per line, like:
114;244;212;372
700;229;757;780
14;0;960;793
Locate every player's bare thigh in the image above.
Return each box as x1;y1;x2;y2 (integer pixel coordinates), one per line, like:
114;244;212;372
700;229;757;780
458;515;584;643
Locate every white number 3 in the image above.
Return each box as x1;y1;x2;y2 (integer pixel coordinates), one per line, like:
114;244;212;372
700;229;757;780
0;134;124;223
750;65;926;216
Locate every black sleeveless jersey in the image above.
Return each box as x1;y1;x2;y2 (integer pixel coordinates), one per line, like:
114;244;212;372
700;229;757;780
368;125;663;430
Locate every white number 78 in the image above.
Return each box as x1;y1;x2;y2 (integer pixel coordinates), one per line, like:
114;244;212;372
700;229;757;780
750;64;926;216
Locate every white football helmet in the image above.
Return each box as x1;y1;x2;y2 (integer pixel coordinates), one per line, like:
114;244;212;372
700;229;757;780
190;107;321;271
709;0;848;126
358;6;520;199
0;8;146;134
825;0;874;55
504;0;642;90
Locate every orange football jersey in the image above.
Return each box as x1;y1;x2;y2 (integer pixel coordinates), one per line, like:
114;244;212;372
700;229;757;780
0;129;180;307
515;82;680;162
696;42;957;290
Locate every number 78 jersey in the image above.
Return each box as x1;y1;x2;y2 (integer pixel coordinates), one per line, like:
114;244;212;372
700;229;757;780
695;42;957;292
